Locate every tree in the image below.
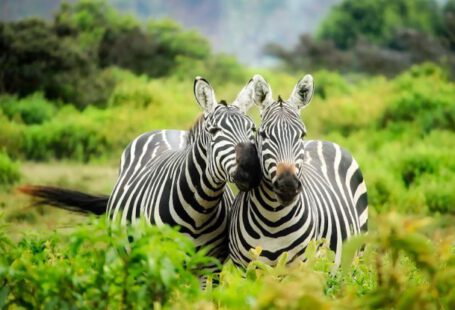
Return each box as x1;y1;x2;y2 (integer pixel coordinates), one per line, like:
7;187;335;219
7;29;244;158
265;0;455;77
0;19;91;98
318;0;442;50
0;0;214;107
0;16;114;108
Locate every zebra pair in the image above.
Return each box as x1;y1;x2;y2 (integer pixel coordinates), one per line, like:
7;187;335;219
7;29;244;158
229;75;368;268
21;74;368;269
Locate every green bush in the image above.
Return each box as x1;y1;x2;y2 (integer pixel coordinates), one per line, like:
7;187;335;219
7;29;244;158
399;151;440;188
22;124;102;162
0;213;454;309
422;174;455;214
0;152;20;188
108;75;155;108
0;93;56;125
381;64;455;132
22;119;110;162
0;218;213;309
0;113;24;158
173;53;248;85
312;70;351;99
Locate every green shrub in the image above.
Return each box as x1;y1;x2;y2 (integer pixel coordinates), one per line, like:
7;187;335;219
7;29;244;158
381;64;455;133
0;93;56;125
0;198;454;308
22;123;105;162
312;70;351;99
63;68;117;109
399;152;440;188
366;169;403;209
0;152;20;188
22;122;109;162
0;113;24;158
108;75;155;108
423;174;455;214
19;106;113;162
173;53;248;85
301;74;392;137
0;218;213;309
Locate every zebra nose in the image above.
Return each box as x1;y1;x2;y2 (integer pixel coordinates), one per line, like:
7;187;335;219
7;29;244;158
233;142;261;191
273;174;301;192
273;172;302;204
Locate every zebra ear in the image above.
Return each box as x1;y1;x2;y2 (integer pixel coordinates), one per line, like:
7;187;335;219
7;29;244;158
232;79;255;114
194;76;217;114
289;74;314;110
250;74;273;109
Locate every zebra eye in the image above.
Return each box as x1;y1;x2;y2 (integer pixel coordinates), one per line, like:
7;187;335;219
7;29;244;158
208;127;221;135
259;129;267;139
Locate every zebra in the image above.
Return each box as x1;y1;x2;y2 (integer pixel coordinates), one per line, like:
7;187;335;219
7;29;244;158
20;76;262;262
229;74;368;268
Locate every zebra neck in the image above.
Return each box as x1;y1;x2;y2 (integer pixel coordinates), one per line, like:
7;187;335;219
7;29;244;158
180;132;226;209
252;180;310;217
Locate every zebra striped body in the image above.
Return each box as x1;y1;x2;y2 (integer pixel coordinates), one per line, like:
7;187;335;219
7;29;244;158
229;74;368;268
107;124;232;258
229;140;367;267
106;77;259;261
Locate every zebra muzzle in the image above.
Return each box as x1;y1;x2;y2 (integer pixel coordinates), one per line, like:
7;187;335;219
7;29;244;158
273;170;302;205
233;142;262;191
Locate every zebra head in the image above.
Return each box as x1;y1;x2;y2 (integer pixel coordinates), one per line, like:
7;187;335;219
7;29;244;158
194;77;261;191
252;74;314;205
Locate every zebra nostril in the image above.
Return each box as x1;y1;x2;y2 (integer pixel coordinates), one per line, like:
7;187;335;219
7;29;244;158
272;180;279;188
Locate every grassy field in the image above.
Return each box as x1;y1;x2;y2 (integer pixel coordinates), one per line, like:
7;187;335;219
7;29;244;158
0;162;117;239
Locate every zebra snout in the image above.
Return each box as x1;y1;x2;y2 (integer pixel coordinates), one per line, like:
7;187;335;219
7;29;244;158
273;172;302;205
232;142;262;191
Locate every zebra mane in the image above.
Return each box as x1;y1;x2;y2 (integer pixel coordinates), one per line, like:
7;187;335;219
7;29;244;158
277;95;283;107
186;114;204;145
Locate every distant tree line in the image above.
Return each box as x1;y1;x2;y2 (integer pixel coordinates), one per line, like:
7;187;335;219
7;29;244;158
265;0;455;77
0;0;212;108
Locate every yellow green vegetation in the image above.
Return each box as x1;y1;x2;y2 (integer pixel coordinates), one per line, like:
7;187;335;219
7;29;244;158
0;213;453;309
1;0;454;307
0;63;454;308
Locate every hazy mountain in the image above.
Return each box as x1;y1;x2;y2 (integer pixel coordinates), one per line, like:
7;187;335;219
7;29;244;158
0;0;340;65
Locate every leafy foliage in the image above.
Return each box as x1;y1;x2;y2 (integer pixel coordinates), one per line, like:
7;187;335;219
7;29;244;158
0;218;213;308
0;213;453;309
0;18;100;107
0;93;56;125
318;0;441;49
0;152;20;189
381;64;455;132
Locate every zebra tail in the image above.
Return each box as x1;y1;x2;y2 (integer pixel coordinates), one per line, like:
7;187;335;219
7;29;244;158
18;185;108;215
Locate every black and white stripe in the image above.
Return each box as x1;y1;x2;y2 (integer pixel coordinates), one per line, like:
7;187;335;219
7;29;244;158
229;75;368;267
